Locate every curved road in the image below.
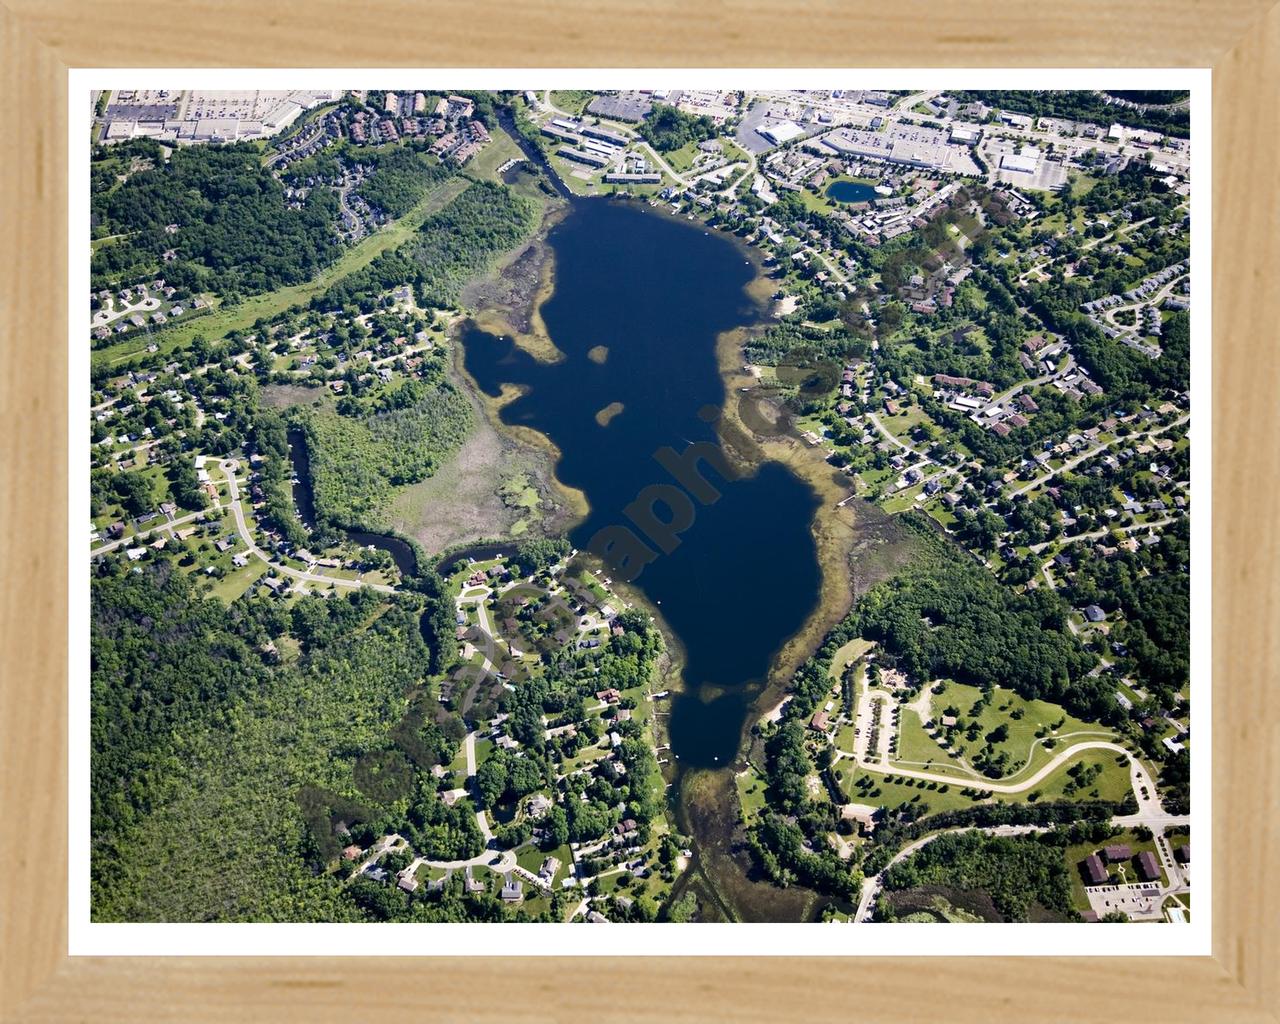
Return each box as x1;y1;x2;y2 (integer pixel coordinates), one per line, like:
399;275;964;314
218;459;395;594
839;737;1139;795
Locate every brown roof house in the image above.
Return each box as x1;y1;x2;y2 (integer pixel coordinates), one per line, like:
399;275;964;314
1081;853;1108;885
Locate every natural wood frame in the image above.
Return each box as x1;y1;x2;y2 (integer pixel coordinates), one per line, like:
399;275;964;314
2;2;1276;1020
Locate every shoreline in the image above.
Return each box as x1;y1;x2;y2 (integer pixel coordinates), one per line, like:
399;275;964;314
453;193;911;921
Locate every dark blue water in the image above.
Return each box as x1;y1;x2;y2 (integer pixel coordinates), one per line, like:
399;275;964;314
462;199;821;766
825;180;879;204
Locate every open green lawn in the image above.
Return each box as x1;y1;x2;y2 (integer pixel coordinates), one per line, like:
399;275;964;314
734;763;770;825
205;557;269;603
881;484;927;515
549;91;596;116
92;174;472;370
829;638;873;681
662;140;704;174
462;125;526;183
891;682;1118;785
838;762;977;816
1000;751;1132;804
878;402;934;444
514;842;573;887
895;707;972;774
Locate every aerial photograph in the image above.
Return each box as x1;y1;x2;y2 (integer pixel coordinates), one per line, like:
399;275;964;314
87;85;1193;927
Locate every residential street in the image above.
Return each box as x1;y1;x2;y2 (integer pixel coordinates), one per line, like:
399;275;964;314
218;459;394;594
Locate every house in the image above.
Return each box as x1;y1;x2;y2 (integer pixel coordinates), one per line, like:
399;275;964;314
595;688;621;704
1082;853;1108;885
464;867;485;893
1175;844;1191;864
539;856;561;882
500;876;524;902
1104;843;1131;863
1135;851;1161;882
940;714;958;728
397;871;419;893
342;845;362;861
809;710;831;733
1084;605;1107;623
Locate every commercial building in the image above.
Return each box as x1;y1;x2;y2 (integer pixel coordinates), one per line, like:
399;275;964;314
758;120;806;146
819;125;980;174
1000;147;1041;174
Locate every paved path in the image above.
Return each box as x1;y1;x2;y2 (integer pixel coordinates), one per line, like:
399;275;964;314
864;411;923;458
837;735;1141;796
1028;516;1177;555
90;506;207;556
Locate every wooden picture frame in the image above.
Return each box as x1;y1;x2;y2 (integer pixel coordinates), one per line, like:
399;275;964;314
1;2;1275;1019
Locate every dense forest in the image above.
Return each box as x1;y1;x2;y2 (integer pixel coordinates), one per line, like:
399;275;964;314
320;180;538;311
91;557;628;922
950;89;1190;138
355;147;453;218
1060;516;1190;704
743;317;868;367
879;830;1077;921
851;515;1112;723
404;181;538;307
91;562;440;921
637;103;718;153
90;140;341;297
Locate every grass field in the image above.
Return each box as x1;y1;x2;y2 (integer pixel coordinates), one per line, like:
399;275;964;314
734;763;770;825
838;762;976;816
1001;752;1132;804
548;91;595;116
913;682;1116;782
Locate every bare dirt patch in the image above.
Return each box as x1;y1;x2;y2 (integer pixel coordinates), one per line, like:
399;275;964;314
259;382;325;409
384;345;566;555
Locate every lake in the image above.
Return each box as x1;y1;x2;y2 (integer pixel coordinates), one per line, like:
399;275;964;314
462;198;822;767
824;179;880;204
